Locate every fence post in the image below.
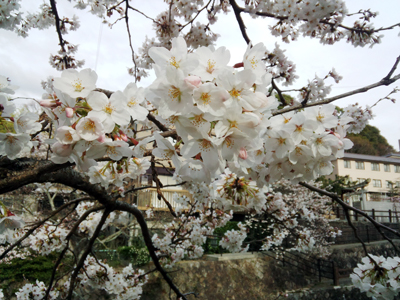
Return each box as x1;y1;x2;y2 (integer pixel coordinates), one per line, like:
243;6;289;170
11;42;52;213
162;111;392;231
355;211;358;221
336;206;340;219
389;209;392;223
332;262;339;286
318;259;322;282
366;225;370;243
372;209;375;220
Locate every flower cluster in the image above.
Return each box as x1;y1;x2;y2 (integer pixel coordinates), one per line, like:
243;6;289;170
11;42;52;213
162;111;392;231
219;222;249;253
351;255;400;300
15;280;58;300
15;257;147;300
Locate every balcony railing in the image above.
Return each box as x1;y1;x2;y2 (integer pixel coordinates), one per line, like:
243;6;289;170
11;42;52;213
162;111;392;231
136;188;192;210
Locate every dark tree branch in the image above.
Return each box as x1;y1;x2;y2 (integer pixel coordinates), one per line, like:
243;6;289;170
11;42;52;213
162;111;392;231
114;201;189;300
49;0;71;69
299;182;400;245
44;205;105;299
66;208;111;300
274;55;400;116
229;0;251;45
0;196;91;260
0;161;188;300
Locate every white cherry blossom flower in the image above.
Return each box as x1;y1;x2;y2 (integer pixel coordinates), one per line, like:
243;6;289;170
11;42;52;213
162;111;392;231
75;116;104;141
13;112;41;134
0;75;18;94
192;45;231;81
0;132;30;159
0;93;16;118
55;126;80;144
53;68;97;98
243;42;267;83
87;91;130;133
123;82;149;121
86;140;133;161
148;36;198;75
192;83;229;116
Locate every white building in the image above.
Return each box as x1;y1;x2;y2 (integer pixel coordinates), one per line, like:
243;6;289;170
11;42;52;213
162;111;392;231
330;152;400;213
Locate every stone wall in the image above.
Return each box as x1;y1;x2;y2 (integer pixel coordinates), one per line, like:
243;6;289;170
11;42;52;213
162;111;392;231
142;254;319;300
142;241;400;300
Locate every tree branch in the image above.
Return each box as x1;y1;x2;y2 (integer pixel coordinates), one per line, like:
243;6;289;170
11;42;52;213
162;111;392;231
229;0;251;45
274;56;400;115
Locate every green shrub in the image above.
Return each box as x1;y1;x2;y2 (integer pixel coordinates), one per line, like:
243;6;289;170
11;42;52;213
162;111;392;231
117;238;151;267
203;221;238;254
0;253;72;298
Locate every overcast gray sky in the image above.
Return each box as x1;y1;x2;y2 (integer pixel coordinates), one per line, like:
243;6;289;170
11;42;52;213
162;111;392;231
1;0;399;149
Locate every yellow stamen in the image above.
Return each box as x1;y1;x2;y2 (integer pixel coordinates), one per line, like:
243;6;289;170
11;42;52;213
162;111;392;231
104;104;114;115
316;112;324;122
168;86;182;101
229;88;242;99
65;132;73;142
84;119;96;132
169;56;180;68
200;92;211;105
294;124;303;132
200;139;212;151
128;97;137;107
278;137;286;145
249;56;258;69
73;79;84;92
206;59;216;74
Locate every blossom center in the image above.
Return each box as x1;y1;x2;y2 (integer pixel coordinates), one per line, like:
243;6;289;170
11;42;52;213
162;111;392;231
316;112;325;122
168;86;182;101
128;97;137;107
200;92;211;105
104;104;114;115
73;79;84;92
106;146;118;155
295;124;304;132
84;119;96;132
5;136;16;144
169;56;180;68
224;136;234;148
229;88;242;99
65;132;73;142
278;137;286;145
206;59;216;74
200;139;212;151
249;56;258;69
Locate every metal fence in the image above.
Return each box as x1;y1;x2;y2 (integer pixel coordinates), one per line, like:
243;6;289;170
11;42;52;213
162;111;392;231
333;207;400;223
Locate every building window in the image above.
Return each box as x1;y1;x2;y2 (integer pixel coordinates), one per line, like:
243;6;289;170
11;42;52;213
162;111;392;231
373;179;382;187
386;181;393;188
371;163;380;171
384;164;391;172
344;160;351;168
395;165;400;173
396;181;400;188
357;178;366;184
355;161;365;169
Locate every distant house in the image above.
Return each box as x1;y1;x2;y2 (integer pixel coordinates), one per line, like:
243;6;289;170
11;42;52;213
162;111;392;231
330;152;400;212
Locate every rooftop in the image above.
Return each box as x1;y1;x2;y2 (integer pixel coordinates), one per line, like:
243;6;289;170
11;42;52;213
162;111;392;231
342;152;400;164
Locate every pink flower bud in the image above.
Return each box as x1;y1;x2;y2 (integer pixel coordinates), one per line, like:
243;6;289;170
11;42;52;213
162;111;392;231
65;107;74;118
238;147;248;160
184;75;202;89
120;133;128;142
39;100;57;108
97;134;107;143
